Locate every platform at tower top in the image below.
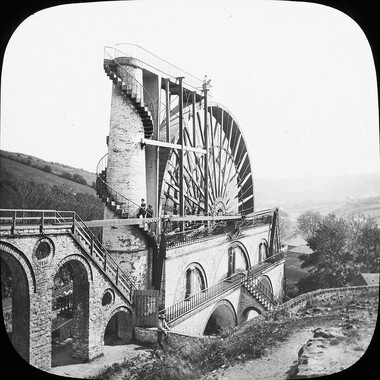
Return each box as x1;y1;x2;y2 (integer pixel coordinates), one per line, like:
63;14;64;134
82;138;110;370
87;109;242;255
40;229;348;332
104;43;205;96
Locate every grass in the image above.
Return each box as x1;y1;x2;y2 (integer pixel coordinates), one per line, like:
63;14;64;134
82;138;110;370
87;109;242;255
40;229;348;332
0;157;96;196
91;292;378;380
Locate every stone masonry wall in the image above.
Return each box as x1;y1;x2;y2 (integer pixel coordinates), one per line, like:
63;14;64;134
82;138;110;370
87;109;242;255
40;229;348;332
1;230;136;372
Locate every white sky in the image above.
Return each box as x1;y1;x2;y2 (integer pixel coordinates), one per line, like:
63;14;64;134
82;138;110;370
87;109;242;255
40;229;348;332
1;0;379;179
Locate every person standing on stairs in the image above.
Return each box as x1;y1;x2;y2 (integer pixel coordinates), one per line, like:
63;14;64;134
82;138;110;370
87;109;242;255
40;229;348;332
146;204;154;218
137;199;147;218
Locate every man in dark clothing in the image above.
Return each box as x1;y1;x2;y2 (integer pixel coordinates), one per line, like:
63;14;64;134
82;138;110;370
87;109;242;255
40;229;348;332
137;198;146;218
146;204;154;218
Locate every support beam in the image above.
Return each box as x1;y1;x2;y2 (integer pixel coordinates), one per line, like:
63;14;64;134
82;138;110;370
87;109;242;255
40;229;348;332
141;138;206;154
165;79;170;143
178;77;185;228
203;84;209;215
82;208;276;227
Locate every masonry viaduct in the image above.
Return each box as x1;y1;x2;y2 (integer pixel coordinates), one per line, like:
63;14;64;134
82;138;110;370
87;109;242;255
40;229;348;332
1;44;285;372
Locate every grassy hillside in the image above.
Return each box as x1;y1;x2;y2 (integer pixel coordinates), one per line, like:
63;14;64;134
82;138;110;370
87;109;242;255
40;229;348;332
0;157;96;196
0;150;97;188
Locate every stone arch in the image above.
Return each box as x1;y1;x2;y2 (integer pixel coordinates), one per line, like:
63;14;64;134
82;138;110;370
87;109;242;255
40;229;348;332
259;275;273;293
214;241;249;283
50;255;91;363
0;242;32;362
203;299;237;336
50;254;93;285
173;262;208;303
242;306;261;322
0;241;36;293
103;306;133;345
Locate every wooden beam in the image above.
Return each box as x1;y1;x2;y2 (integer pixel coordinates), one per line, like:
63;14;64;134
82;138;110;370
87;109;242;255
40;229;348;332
141;138;207;154
82;208;276;227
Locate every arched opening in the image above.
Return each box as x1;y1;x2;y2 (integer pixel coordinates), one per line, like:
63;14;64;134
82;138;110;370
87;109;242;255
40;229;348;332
104;309;133;345
174;263;207;302
203;301;237;336
1;251;30;362
51;259;89;367
258;239;269;263
242;307;261;322
259;275;273;294
215;243;249;283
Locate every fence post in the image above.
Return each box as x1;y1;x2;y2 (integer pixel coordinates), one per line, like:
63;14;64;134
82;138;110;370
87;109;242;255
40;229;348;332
71;213;75;234
40;212;44;233
11;210;16;234
90;236;94;256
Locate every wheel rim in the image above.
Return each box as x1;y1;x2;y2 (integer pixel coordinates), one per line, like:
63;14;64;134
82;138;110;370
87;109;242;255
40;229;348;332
159;103;254;217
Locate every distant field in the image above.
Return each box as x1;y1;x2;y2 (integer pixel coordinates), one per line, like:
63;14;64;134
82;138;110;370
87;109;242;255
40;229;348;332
0;157;96;196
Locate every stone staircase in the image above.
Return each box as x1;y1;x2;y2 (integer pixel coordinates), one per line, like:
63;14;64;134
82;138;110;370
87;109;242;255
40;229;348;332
103;60;154;139
242;273;280;311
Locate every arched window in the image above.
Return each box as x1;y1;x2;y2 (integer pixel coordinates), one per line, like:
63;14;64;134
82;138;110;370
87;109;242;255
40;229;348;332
258;239;268;263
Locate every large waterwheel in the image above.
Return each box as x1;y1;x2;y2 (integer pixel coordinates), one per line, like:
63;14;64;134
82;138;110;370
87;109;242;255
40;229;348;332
158;102;254;218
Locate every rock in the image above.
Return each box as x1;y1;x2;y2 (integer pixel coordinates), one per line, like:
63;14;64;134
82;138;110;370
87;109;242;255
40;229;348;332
313;328;343;339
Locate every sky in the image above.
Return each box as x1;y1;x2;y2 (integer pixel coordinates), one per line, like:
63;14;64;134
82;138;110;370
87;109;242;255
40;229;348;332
1;0;379;179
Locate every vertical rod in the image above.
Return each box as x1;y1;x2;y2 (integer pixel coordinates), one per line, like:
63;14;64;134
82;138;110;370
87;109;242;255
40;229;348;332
165;79;170;143
203;84;209;215
178;77;185;230
192;92;196;147
11;210;16;234
40;212;44;233
156;146;160;231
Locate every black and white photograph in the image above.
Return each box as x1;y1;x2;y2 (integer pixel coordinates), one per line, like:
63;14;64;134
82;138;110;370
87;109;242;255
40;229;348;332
1;1;379;379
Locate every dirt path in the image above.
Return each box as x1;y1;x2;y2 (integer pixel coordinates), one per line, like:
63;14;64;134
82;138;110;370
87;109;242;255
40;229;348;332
49;343;151;379
203;328;312;380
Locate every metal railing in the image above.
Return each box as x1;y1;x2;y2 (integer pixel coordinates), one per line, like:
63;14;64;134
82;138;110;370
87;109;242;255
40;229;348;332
164;209;276;250
161;250;284;324
104;46;156;125
163;272;245;324
96;153;141;218
108;43;204;92
0;209;138;304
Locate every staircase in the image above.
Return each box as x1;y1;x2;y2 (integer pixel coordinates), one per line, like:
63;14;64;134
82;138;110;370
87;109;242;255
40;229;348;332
103;60;154;139
69;212;137;307
242;272;281;311
162;252;284;324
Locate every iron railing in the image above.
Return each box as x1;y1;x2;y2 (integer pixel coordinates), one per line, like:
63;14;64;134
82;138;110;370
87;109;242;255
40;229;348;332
161;250;284;324
104;46;156;122
0;209;138;304
109;43;204;92
96;153;141;218
164;208;275;249
163;272;245;323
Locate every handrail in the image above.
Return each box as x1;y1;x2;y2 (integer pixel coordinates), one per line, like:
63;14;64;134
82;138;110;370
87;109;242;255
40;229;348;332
96;153;141;217
104;46;156;123
162;272;245;324
0;209;138;304
164;208;276;249
73;211;138;302
161;249;284;323
111;43;204;92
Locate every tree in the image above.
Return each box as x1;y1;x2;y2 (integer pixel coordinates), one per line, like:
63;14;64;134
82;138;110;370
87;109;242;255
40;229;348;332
347;215;380;273
297;213;380;293
297;210;322;240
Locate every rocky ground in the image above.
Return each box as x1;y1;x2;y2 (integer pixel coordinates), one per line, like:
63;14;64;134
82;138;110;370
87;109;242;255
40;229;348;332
204;293;378;379
48;292;378;380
